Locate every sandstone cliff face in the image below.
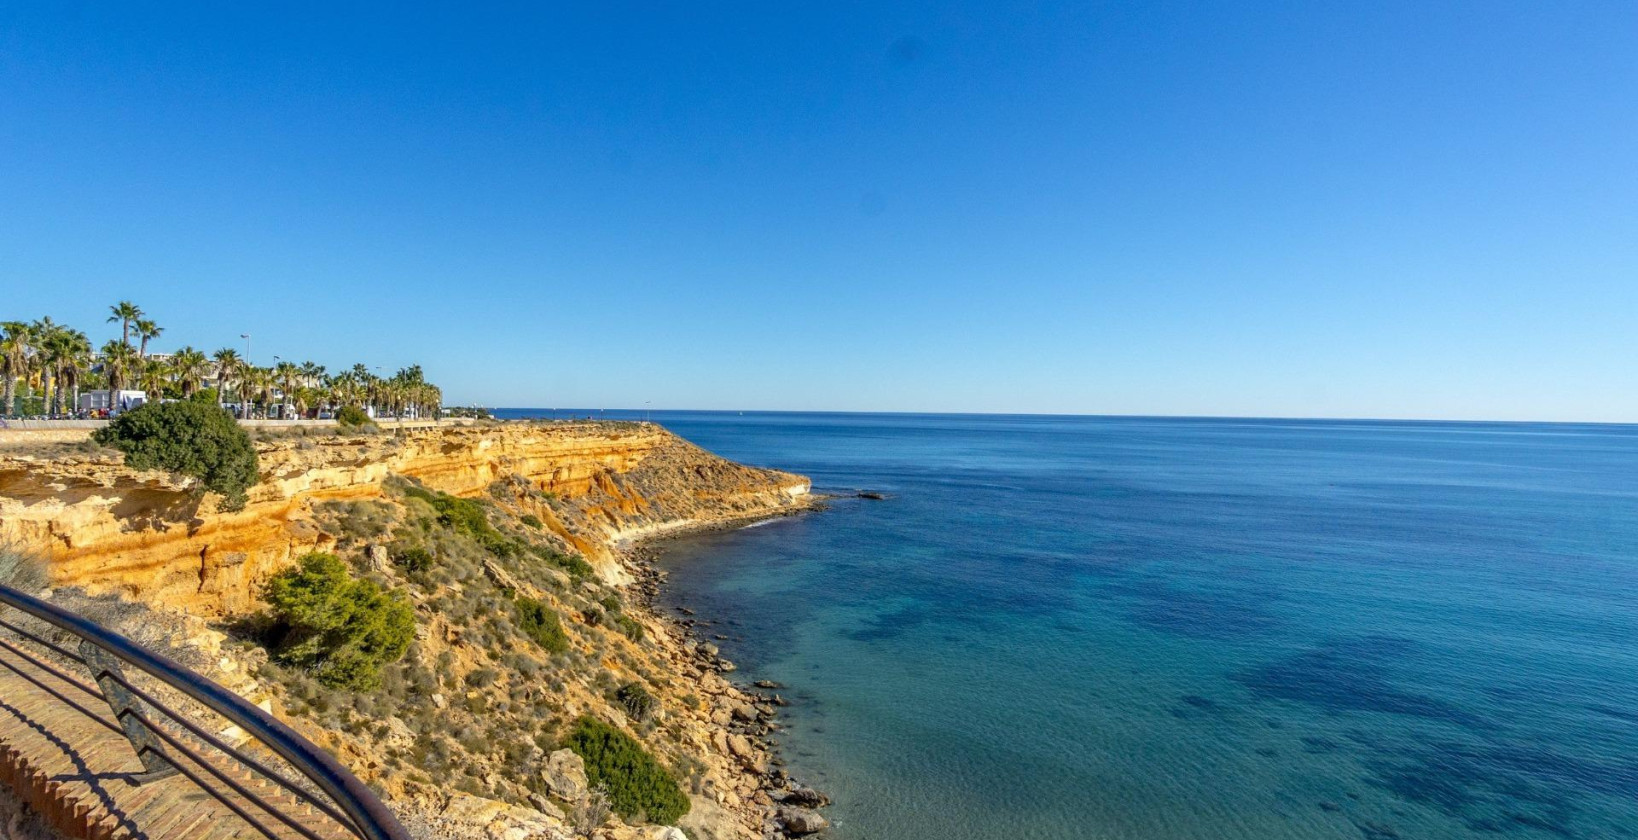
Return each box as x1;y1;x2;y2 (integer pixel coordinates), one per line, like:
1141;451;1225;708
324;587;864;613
0;421;809;613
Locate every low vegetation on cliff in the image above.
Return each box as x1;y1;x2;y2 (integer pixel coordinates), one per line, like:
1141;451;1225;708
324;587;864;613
263;552;415;690
399;480;596;580
515;595;570;654
0;422;821;838
237;472;715;835
91;397;261;510
566;715;691;825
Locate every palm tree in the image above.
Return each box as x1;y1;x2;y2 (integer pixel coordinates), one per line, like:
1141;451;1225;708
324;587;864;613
291;385;321;419
212;348;243;412
39;325;89;416
137;359;169;401
107;301;143;349
1;321;34;417
99;340;138;395
248;367;276;419
167;346;210;397
274;361;301;419
57;330;92;414
299;361;325;389
135;319;163;358
391;365;433;418
327;368;365;410
419;383;442;419
29;318;60;416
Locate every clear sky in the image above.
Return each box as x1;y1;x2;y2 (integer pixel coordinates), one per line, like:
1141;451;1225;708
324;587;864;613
3;2;1634;420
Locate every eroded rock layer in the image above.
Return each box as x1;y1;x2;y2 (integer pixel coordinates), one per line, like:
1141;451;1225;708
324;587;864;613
0;421;810;613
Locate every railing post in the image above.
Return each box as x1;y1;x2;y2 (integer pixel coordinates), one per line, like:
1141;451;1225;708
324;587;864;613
78;640;179;784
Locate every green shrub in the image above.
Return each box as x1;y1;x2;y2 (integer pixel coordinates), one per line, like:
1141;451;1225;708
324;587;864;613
400;485;510;551
564;716;689;825
515;596;569;654
264;553;415;690
520;514;543;529
527;543;595;580
595;593;643;641
336;405;374;428
614;682;657;722
611;613;644;642
397;482;595;579
394;546;434;574
92;400;260;511
317;500;395;543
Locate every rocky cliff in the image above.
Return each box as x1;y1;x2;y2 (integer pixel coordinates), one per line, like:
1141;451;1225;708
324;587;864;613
0;421;810;613
0;420;824;840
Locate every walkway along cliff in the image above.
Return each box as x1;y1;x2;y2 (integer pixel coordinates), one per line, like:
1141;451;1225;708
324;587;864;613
0;421;825;840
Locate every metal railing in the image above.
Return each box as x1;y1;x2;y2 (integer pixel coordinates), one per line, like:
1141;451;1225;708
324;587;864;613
0;583;411;840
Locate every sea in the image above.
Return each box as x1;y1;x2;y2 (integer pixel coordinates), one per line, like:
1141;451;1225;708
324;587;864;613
494;410;1638;840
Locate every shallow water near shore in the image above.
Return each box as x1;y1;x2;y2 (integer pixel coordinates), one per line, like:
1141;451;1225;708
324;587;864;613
502;410;1638;840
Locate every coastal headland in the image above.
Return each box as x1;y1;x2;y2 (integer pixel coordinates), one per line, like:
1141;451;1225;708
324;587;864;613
0;420;826;840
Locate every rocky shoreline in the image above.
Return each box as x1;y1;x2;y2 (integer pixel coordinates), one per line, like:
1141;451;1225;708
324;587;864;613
618;508;834;839
0;421;832;840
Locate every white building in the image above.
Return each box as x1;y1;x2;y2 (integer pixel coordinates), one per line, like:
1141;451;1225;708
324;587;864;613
78;389;149;414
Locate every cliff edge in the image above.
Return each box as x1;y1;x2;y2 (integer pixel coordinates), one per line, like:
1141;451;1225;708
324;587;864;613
0;420;810;611
0;421;821;840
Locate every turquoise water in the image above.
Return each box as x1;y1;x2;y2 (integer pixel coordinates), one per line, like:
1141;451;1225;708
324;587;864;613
502;411;1638;839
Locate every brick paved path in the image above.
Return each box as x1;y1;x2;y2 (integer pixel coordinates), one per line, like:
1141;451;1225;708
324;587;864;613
0;652;354;840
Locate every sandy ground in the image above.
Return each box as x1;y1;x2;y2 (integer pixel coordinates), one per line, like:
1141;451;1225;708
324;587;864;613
0;781;60;840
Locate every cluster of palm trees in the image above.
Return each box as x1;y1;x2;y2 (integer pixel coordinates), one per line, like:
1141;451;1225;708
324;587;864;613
1;301;442;420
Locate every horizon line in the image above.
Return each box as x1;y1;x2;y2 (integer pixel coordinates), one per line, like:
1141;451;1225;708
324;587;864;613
484;407;1638;428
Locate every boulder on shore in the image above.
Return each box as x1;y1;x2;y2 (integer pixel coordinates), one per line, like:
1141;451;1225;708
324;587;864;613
778;806;830;836
778;787;829;808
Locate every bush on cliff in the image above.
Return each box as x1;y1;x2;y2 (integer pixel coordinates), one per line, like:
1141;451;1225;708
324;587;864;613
336;404;374;428
527;542;595;581
597;594;645;642
614;681;657;722
394;546;434;574
92;400;259;511
264;552;415;690
515;596;569;654
397;481;596;580
564;716;690;825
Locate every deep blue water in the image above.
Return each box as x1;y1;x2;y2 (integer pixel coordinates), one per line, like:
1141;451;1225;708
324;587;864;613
496;410;1638;840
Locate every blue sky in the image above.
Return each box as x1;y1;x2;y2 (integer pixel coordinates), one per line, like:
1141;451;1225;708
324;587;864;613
3;2;1634;420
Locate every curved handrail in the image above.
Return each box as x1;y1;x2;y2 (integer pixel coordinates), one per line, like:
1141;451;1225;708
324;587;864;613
0;583;410;840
